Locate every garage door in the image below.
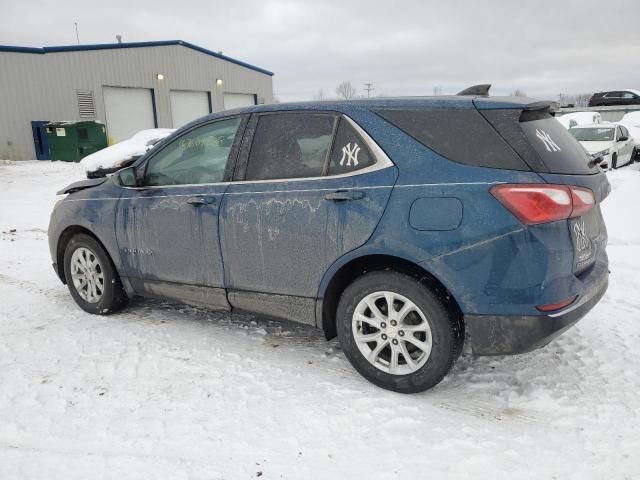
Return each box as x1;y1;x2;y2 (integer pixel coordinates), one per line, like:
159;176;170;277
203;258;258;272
170;90;210;128
223;93;256;110
103;87;156;143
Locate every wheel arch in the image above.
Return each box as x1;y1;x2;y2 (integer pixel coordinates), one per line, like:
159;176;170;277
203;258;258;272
317;253;464;340
56;225;114;284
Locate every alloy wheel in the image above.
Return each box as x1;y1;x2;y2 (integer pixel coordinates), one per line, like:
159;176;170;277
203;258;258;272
352;291;433;375
70;247;105;303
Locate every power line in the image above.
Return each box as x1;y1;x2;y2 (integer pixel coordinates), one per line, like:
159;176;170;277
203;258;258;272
363;83;375;98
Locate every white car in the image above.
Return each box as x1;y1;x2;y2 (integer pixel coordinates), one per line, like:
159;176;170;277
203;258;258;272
556;111;602;129
568;123;634;170
619;111;640;160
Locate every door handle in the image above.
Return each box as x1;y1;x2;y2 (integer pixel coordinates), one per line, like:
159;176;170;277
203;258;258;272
324;190;366;202
186;196;216;206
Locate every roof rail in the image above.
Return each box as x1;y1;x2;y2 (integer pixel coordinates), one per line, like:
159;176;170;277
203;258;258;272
457;84;491;96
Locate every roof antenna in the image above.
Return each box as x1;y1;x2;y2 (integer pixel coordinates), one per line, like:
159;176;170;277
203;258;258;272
74;22;80;45
116;34;122;44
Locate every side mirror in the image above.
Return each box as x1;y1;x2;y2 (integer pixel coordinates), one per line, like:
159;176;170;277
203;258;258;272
618;136;628;142
117;166;137;187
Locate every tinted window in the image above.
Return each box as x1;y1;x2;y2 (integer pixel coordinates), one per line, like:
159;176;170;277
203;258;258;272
569;127;615;142
519;113;596;174
328;118;375;175
145;118;241;186
374;108;530;171
245;114;336;181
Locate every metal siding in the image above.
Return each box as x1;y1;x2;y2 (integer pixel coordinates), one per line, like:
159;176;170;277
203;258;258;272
0;45;273;160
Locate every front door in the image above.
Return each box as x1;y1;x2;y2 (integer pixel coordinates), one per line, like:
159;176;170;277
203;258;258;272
220;112;397;310
115;116;245;308
31;121;50;160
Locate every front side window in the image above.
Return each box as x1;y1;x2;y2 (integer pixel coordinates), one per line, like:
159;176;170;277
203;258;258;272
327;118;375;175
144;117;242;186
245;113;336;181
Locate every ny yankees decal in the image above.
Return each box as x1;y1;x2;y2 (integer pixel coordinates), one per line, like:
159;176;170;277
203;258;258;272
535;129;561;152
340;142;361;167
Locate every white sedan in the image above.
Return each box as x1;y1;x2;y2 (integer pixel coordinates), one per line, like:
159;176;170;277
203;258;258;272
568;123;634;170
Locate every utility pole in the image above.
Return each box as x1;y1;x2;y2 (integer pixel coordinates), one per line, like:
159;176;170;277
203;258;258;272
74;22;80;45
363;83;375;98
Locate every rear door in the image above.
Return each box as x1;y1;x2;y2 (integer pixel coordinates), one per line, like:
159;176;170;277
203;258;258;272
219;111;397;303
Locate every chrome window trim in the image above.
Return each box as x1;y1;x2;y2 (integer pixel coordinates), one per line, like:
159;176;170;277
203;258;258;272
121;114;395;190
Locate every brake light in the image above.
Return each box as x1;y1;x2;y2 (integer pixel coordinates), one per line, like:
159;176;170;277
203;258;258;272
490;184;595;225
570;187;596;217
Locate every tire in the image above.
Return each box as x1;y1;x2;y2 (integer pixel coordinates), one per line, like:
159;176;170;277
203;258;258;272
612;153;618;169
336;271;463;394
63;233;128;314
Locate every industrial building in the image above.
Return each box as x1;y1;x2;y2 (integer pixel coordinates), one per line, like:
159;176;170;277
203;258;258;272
0;40;274;160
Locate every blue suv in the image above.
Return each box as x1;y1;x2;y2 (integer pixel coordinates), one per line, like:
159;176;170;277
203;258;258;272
49;86;609;393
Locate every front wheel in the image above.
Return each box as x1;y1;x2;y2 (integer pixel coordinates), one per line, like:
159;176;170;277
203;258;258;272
611;153;618;169
336;271;463;393
63;234;128;314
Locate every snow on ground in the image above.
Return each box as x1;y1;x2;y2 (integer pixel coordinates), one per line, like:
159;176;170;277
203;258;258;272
1;160;639;479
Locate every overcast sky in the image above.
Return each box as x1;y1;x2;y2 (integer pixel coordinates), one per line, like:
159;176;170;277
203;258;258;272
3;0;639;102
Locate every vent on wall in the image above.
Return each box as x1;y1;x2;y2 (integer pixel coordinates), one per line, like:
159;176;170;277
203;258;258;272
77;90;96;118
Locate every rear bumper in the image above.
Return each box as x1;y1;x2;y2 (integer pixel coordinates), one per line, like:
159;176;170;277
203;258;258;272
466;274;608;355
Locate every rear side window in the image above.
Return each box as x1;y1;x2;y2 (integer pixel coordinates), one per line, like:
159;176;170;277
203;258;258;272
374;109;530;171
328;118;375;175
245;113;336;181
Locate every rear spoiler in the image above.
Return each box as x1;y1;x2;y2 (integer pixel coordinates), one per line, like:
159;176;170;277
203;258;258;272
457;84;491;96
523;100;560;113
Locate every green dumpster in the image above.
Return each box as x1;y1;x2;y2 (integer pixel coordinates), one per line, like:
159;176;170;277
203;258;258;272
45;121;108;162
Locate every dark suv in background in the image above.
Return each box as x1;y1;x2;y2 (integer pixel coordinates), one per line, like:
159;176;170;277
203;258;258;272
589;90;640;107
49;86;610;393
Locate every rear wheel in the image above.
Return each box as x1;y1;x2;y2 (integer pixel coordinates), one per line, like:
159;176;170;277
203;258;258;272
336;271;463;393
63;234;128;314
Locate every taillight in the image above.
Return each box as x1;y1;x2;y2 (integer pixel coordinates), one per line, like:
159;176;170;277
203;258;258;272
536;295;578;312
490;184;595;225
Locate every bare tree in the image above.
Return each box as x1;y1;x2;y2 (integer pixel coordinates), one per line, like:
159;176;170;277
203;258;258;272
336;81;358;100
313;89;327;101
558;93;592;108
511;89;527;97
433;86;442;96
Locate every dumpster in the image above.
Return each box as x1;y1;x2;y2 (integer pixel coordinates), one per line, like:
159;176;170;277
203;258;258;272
45;121;108;162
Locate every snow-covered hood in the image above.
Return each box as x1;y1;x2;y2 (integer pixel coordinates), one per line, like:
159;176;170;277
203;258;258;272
81;128;175;174
579;140;615;155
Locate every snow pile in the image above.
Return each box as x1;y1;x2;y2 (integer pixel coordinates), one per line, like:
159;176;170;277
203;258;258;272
80;129;175;174
1;161;639;479
619;111;640;142
556;111;602;129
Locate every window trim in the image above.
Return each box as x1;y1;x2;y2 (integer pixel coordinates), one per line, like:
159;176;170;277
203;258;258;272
233;111;394;184
129;114;248;189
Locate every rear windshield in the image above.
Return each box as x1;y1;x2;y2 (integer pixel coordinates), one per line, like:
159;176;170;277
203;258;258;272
569;127;615;142
374;109;530;171
481;109;598;175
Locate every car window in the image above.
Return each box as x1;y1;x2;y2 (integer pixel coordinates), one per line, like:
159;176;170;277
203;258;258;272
615;127;622;139
604;92;622;98
245;113;336;181
621;92;635;99
620;126;629;137
569;127;615;141
327;118;375;175
144;118;242;186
